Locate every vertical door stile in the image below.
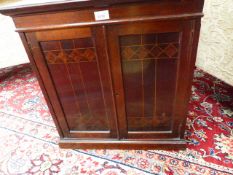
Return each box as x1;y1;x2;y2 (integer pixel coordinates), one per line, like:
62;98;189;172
107;27;128;139
92;25;119;138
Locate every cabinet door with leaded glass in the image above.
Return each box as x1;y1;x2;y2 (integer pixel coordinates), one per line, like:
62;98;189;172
26;27;118;139
107;20;194;140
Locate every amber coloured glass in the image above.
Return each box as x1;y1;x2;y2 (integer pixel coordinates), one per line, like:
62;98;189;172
40;38;110;131
119;32;180;131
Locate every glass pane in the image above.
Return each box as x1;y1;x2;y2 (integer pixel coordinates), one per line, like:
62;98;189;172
119;32;180;131
40;38;109;131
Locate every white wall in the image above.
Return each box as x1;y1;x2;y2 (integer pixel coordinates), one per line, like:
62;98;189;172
196;0;233;86
0;14;29;68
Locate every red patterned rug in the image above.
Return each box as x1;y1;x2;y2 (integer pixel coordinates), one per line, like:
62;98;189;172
0;65;232;175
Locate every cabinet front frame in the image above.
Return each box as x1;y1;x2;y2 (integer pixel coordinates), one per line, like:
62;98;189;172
22;17;201;145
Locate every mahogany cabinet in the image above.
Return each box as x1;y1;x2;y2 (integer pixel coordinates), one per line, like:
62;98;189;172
0;0;204;149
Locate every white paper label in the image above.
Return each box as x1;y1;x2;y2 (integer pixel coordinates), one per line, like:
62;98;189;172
94;10;110;21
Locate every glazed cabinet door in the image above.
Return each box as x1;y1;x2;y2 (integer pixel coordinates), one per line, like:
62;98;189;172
26;27;118;139
107;20;195;140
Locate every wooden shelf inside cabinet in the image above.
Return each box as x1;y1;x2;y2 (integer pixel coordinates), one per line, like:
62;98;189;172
0;0;204;149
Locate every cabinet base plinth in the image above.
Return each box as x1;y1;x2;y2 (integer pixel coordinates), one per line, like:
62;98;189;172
59;139;186;150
